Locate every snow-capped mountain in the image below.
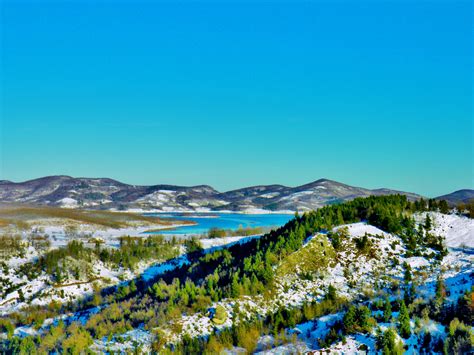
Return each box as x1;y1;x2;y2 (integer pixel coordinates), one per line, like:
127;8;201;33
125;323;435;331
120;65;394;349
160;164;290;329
0;176;424;211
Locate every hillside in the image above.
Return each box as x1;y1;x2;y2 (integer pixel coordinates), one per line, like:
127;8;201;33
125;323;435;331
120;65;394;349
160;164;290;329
0;195;472;353
0;176;423;212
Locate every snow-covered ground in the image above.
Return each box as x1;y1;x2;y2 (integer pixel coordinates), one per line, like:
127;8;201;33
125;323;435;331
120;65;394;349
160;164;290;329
419;212;474;248
0;249;145;315
0;227;268;317
1;212;472;353
42;223;192;246
155;215;473;349
92;327;153;353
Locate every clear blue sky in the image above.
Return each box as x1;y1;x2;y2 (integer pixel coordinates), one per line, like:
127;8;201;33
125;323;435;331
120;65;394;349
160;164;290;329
1;0;472;197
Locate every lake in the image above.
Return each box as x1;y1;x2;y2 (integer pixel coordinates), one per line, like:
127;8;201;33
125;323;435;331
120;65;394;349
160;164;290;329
144;212;294;236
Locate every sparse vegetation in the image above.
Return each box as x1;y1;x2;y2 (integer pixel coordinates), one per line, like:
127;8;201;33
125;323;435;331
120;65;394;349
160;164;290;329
0;205;175;229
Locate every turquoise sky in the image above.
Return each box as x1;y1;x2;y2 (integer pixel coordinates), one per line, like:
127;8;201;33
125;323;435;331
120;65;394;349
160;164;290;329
1;1;472;197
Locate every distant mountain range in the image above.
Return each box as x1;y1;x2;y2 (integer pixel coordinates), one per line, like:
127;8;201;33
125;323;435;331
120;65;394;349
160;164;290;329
0;176;470;212
435;189;474;206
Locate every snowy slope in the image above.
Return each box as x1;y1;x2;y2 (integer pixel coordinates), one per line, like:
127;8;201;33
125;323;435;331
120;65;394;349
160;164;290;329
420;212;474;248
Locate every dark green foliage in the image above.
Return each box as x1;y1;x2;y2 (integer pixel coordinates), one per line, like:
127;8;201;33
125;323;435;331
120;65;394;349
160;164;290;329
403;262;412;284
325;285;337;302
183;237;203;254
438;200;449;214
343;305;372;334
383;296;392;323
376;328;403;355
453;288;473;325
319;322;345;348
444;318;473;354
11;336;37;355
354;234;375;257
21;235;179;281
420;331;432;353
404;282;416;306
327;229;346;251
207;226;264;239
3;195;450;352
398;300;411;338
424;214;432;230
20;236;177;283
0;319;14;340
17;289;25;303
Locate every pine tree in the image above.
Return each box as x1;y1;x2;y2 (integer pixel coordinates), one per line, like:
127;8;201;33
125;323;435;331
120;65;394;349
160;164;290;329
357;305;371;331
377;328;403;355
129;280;137;293
231;273;240;298
403;262;412;284
18;289;25;303
325;284;337;301
398;300;411;338
404;282;416;306
435;276;446;303
336;209;344;225
383;297;392;323
424;214;432;230
343;306;357;333
18;336;37;355
439;200;449;214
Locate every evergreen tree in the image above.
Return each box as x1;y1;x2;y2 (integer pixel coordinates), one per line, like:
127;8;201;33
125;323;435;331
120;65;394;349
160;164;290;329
325;284;337;301
231;273;240;298
383;297;392;323
398;300;411;338
403;262;412;284
129;280;137;293
435;276;446;303
12;336;37;355
404;282;416;306
439;200;449;214
18;289;25;303
357;305;371;331
343;306;357;333
376;328;403;355
424;214;432;230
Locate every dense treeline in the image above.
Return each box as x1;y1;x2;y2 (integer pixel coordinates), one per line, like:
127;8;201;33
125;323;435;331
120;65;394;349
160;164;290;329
207;226;266;239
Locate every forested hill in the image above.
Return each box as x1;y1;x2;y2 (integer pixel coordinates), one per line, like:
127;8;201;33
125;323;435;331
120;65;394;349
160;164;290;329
3;194;472;353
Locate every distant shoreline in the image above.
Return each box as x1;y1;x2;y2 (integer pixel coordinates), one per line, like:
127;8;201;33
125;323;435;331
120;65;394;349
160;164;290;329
122;208;297;215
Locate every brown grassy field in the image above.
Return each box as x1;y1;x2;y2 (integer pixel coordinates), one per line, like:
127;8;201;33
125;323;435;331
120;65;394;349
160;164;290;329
0;205;184;229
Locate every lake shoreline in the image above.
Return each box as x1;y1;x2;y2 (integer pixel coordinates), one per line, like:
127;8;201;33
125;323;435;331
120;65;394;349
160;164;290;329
143;212;294;236
122;208;297;215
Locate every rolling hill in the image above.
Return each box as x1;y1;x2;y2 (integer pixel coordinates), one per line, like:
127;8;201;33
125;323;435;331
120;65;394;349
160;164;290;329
435;189;474;206
0;176;424;212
